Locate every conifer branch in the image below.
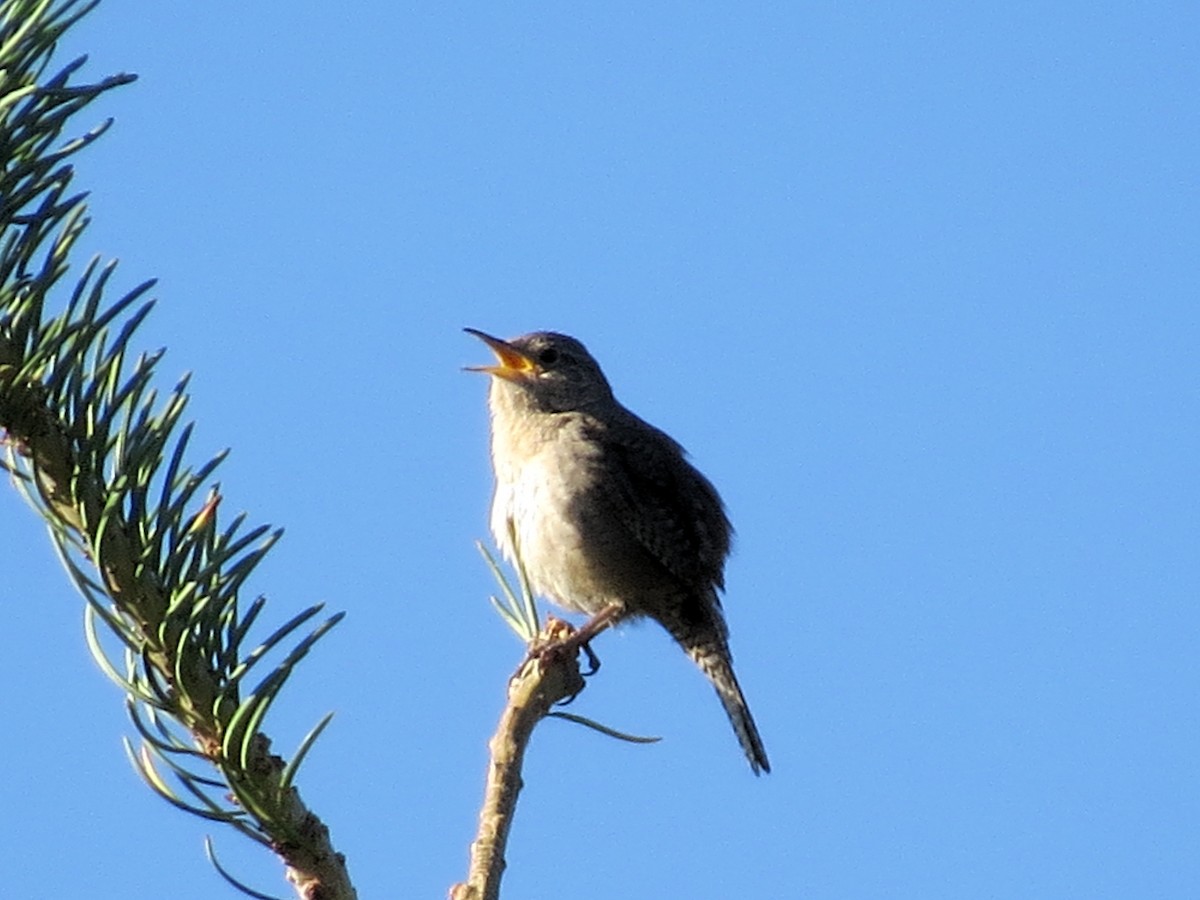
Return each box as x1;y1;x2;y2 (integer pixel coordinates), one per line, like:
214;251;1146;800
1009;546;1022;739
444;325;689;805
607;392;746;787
0;3;353;896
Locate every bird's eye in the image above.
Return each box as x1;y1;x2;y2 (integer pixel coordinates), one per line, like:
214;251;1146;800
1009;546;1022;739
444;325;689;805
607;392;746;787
537;348;560;365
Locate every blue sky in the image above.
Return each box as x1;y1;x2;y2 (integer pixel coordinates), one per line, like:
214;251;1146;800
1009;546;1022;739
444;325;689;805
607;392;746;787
2;2;1197;897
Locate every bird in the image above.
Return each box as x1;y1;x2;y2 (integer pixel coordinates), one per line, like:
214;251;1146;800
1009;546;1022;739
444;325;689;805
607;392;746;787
465;328;770;775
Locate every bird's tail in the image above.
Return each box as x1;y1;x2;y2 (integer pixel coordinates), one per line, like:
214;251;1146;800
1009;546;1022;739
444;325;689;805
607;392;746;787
669;621;771;775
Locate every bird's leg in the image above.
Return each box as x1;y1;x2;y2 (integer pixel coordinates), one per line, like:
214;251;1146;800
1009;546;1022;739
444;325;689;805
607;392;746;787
568;602;623;675
530;602;623;682
542;602;623;680
572;602;624;646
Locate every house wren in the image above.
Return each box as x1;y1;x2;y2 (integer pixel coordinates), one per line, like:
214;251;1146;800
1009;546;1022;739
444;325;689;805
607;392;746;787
466;328;770;774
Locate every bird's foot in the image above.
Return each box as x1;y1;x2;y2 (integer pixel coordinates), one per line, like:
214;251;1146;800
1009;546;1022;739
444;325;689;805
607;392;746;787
530;616;600;679
529;605;623;694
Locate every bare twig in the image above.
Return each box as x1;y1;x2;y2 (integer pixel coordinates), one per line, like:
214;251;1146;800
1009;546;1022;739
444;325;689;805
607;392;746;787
450;619;588;900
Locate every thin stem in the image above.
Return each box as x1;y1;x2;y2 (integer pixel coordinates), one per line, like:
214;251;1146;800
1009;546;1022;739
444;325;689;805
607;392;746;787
450;618;591;900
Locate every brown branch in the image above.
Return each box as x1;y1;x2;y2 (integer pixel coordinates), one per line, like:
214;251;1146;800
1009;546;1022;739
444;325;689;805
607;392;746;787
248;735;356;900
450;619;588;900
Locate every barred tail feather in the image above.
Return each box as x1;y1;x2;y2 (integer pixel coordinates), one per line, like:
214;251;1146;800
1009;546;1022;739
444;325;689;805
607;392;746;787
685;638;771;775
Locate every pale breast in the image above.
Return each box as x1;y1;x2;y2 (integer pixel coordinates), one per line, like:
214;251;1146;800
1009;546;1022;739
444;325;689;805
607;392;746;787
489;433;616;616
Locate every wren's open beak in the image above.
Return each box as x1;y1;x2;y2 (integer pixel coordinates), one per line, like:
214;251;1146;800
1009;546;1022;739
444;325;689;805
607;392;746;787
463;328;538;382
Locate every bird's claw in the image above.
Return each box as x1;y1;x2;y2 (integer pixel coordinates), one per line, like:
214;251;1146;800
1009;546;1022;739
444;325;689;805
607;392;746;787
578;640;601;677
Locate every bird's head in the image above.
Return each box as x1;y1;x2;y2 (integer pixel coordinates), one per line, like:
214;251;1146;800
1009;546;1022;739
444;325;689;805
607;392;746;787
464;328;614;413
